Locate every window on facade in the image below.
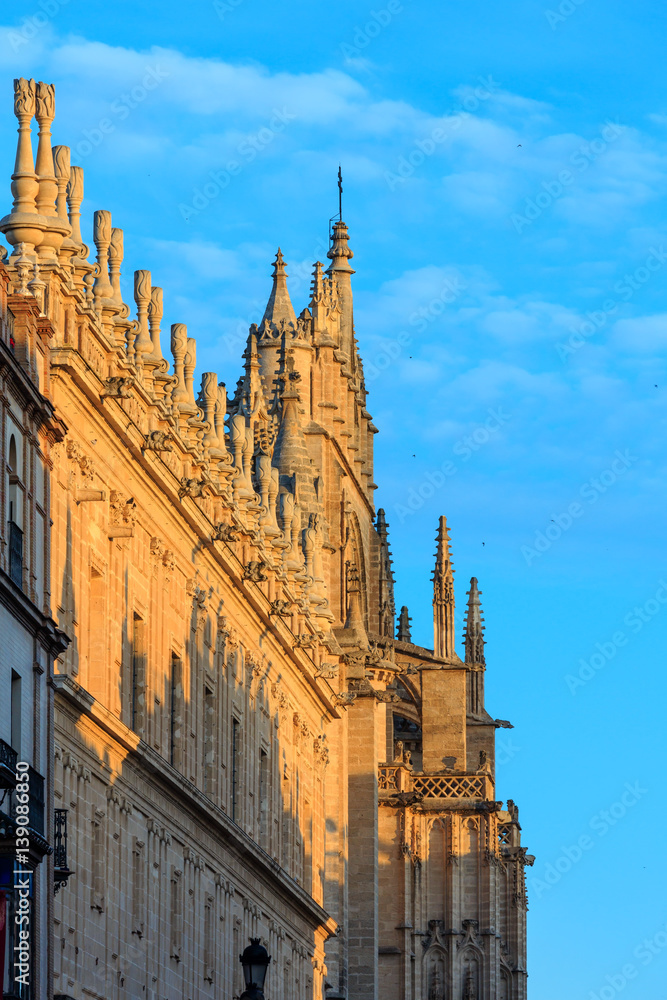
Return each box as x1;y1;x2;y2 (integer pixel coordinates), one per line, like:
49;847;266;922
231;719;240;823
7;435;22;589
88;568;106;703
10;672;21;756
170;653;183;770
259;747;269;849
131;614;146;738
204;686;215;798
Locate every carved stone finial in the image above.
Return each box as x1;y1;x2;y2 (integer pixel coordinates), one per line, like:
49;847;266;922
52;145;70;221
14;77;36;119
66;165;88;257
184;337;197;408
148;286;166;364
35;81;68;260
133;269;153;356
433;515;455;659
108;229;127;316
170;324;189;405
397;605;412;642
0;78;45;256
92;210;114;308
200;372;221;454
261;247;297;327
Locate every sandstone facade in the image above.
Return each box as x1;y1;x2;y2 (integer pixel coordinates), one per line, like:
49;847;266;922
0;77;532;1000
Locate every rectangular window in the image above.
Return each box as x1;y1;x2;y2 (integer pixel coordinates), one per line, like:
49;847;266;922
170;653;183;770
8;521;22;589
170;867;183;962
131;838;145;937
131;614;146;737
231;719;240;823
89;568;106;703
204;898;215;983
204;686;215;798
10;672;21;756
92;811;105;912
259;748;269;849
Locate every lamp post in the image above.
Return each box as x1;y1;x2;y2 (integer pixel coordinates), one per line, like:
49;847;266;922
239;937;271;1000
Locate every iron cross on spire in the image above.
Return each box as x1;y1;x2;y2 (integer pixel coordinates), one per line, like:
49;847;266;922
338;165;343;220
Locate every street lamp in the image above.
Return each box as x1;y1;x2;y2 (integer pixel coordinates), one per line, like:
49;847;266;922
240;937;271;1000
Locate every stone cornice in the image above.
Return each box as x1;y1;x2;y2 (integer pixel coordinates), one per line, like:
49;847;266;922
0;336;67;442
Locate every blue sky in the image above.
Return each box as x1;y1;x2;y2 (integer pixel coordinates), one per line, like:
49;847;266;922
2;2;667;996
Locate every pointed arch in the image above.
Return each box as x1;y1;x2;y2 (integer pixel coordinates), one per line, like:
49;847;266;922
342;506;368;624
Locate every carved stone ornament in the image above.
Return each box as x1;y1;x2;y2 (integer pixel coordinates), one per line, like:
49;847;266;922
178;478;209;499
109;491;137;526
143;430;173;452
457;919;481;951
269;598;292;617
66;440;95;481
150;536;164;558
243;561;267;583
375;689;401;704
217;615;239;650
314;662;338;679
294;632;318;649
422;920;447;951
313;734;329;767
101;376;135;399
333;692;357;709
212;522;239;542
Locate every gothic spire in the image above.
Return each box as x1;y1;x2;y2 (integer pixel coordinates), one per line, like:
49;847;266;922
397;606;412;642
262;248;296;327
271;347;318;516
326;219;355;358
376;508;396;638
432;515;455;659
463;577;485;665
326;220;354;276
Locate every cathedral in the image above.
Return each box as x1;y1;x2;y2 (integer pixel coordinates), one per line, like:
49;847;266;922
0;78;532;1000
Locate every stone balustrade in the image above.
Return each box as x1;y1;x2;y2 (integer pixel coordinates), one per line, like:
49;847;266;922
378;764;494;800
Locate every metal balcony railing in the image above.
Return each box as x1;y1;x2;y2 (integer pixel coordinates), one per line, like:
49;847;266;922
25;766;44;836
54;808;73;892
0;738;18;789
